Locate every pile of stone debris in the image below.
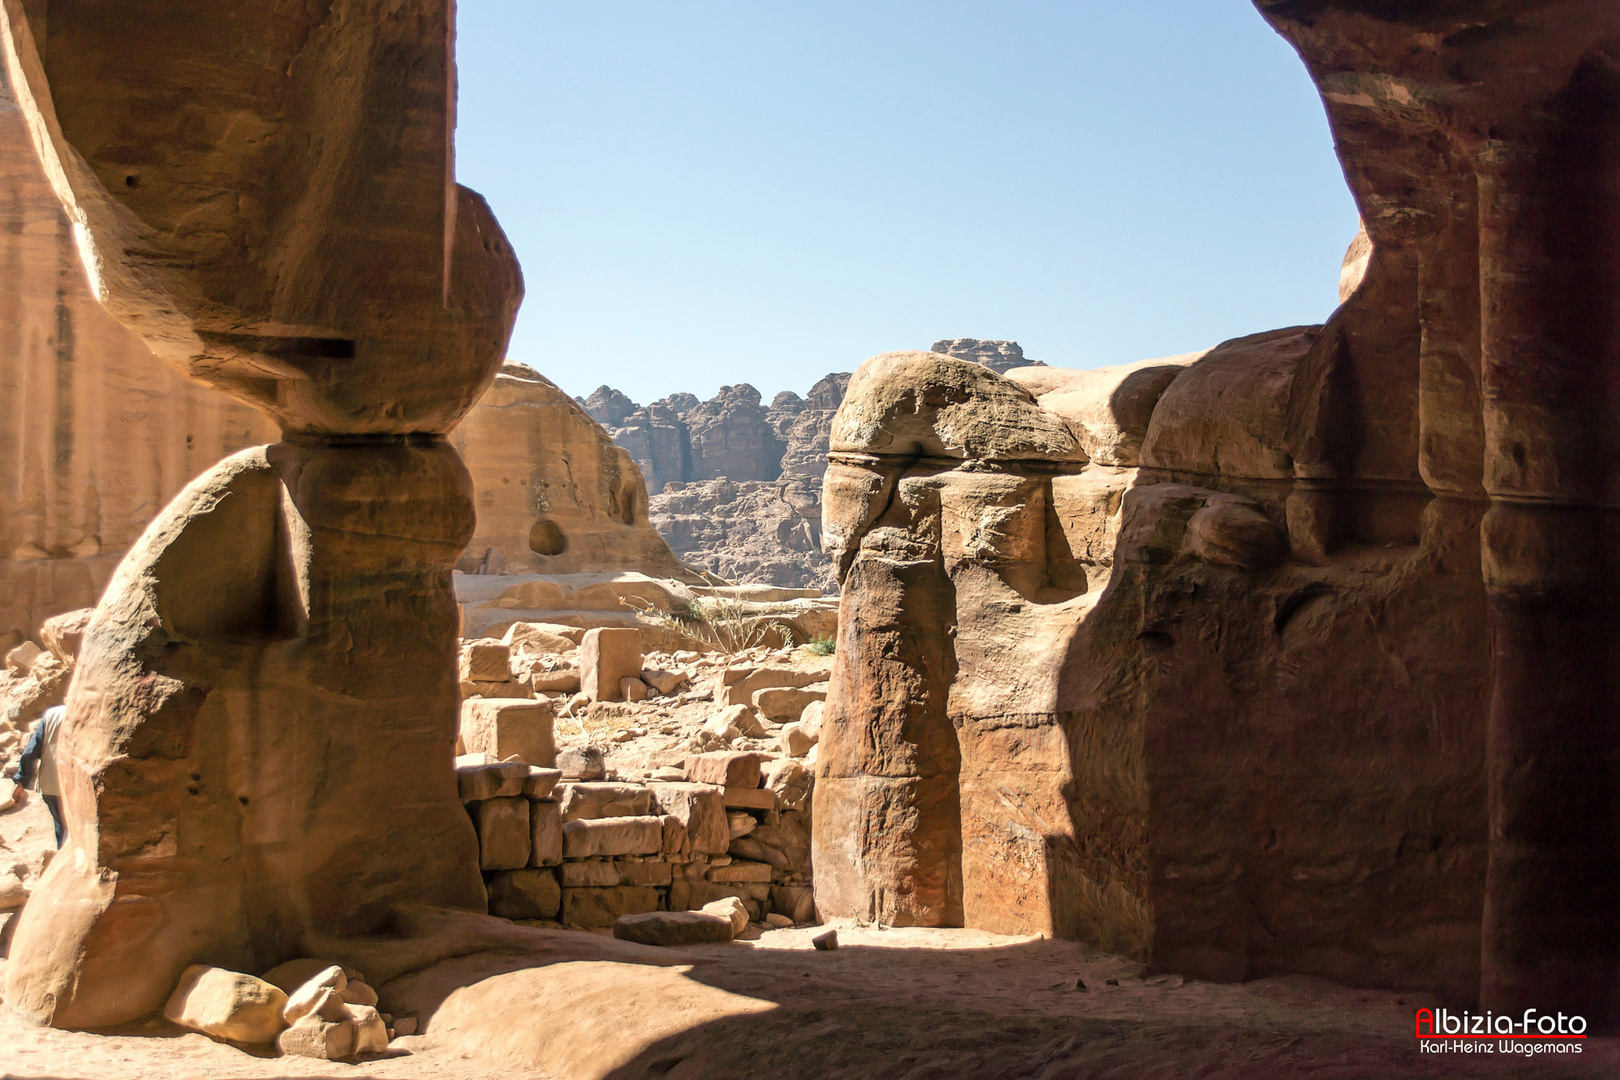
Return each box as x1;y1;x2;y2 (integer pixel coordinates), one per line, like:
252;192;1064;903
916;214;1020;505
159;958;410;1060
453;623;826;936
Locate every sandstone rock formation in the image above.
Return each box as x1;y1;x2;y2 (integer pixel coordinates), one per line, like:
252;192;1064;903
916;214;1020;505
0;66;277;648
452;363;692;579
0;0;518;1029
814;0;1620;1028
650;478;832;592
587;374;849;590
929;338;1047;374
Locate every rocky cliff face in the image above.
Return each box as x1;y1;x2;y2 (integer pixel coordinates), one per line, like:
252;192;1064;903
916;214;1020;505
931;339;1047;375
0;66;278;650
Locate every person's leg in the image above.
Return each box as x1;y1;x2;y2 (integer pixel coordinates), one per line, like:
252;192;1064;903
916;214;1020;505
41;793;65;848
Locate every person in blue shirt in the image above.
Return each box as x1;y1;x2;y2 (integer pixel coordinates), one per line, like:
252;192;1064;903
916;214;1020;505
11;705;66;848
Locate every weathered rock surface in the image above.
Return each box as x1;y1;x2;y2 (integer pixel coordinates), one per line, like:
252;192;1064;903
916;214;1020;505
0;66;276;648
929;338;1046;375
453;364;692;579
816;5;1620;1024
0;0;517;1029
162;965;287;1045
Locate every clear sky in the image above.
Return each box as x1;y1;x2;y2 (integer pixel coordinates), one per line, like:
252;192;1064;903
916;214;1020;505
454;2;1359;405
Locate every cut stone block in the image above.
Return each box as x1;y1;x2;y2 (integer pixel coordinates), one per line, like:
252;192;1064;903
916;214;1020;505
613;910;733;946
529;667;581;693
456;760;529;800
659;813;689;856
529;799;564;866
488;868;561;920
724;786;776;810
561;815;664;858
561;861;623;888
559;781;653;822
561;885;660;929
474;797;531;870
460;638;512;682
617;859;673;887
460;697;555;767
709;860;773;884
771;884;816;923
502;621;583;654
753;684;827;722
581;627;642;702
648;783;730;855
686;751;761;790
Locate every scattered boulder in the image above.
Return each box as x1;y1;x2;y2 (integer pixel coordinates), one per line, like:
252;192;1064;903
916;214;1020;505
700;895;749;936
556;746;607;780
613;909;734;946
163;965;288;1045
4;641;41;676
282;966;346;1024
753;684;826;722
812;928;839;951
777;722;814;757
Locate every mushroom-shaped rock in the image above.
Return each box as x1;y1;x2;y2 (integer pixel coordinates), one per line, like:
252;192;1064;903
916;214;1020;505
830;352;1085;464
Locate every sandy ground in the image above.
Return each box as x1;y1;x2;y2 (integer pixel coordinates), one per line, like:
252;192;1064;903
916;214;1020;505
4;912;1616;1079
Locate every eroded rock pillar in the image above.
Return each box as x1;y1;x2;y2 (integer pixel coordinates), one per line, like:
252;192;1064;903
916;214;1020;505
813;463;963;926
1478;116;1620;1023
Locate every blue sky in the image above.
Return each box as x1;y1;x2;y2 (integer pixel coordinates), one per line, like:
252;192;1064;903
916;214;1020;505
455;2;1358;404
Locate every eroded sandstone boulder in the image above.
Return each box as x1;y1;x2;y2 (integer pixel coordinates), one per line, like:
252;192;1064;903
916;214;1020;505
0;0;518;1028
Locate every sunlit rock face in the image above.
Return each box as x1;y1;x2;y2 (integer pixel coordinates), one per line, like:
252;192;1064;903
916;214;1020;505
453;363;693;580
816;1;1620;1023
0;0;520;1028
0;64;277;647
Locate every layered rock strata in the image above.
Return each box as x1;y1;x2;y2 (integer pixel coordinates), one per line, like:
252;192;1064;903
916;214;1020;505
0;0;519;1029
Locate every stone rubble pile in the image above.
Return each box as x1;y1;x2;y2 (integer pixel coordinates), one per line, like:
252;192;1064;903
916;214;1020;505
454;623;824;933
160;958;412;1061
